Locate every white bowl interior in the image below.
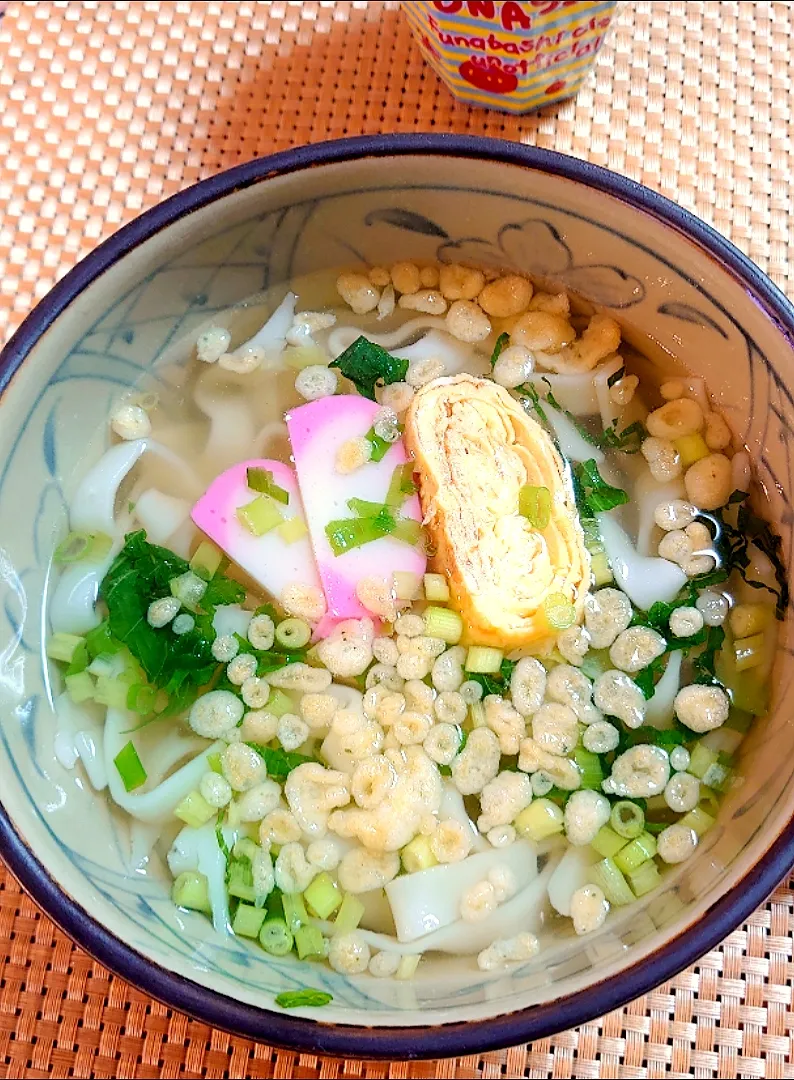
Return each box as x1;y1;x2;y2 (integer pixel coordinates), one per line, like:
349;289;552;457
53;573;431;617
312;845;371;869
0;150;792;1028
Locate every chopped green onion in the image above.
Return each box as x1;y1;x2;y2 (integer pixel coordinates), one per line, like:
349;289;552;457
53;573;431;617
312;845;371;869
348;497;388;518
614;832;657;874
126;682;158;715
84;620;121;659
233;837;259;861
423;573;450;602
65;641;90;676
114;741;147;792
627;859;661;897
725;708;754;734
169;570;207;611
54;530;112;565
701;761;732;792
394;571;422;601
325;515;389;555
304;872;343;919
274;988;332;1009
396;955;421;980
282;892;309;934
423;606;463;645
94;675;131;709
265;688;296;718
236;495;283;537
573;746;603;790
189;540;223;580
591;825;628;859
174;790;216;829
283;344;329;370
401;835;438;873
87;653;119;679
171;871;211;913
514;798;565;842
246;467;290;504
734;632;766;672
469;700;487;728
275;618;311;650
232;902;267;939
277;516;308;544
65;671;95;704
686;743;718;780
544;592;575;630
465;646;504;674
392;518;423;547
228;857;256;902
610;801;645;839
581;518;604;554
47;632;86;664
386;463;417;508
260;918;294;956
680;806;715;837
590;551;613;587
333;892;365;935
364;425;398;463
207;751;223;775
294;924;325;960
518;485;552;529
592;857;635;906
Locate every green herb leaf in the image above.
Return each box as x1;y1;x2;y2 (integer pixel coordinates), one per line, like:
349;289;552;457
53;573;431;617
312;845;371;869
596;420;645;454
692;626;726;685
573;460;629;515
216;812;231;879
329;336;408;400
490;332;510;369
275;989;333;1009
519;382;548;425
246;743;317;778
541;381;645;454
634;654;667;699
99;530;242;711
467;658;517;697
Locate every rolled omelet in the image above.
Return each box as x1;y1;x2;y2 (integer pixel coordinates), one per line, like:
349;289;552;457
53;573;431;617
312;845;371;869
404;374;590;650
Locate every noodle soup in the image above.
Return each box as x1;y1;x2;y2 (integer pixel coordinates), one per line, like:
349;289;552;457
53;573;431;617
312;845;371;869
45;259;784;1002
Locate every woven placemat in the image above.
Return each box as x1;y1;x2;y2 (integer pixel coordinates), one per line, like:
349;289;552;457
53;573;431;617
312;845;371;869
1;1;794;1076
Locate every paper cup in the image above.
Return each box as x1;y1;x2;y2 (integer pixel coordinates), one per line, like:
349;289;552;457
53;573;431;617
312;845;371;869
402;1;617;114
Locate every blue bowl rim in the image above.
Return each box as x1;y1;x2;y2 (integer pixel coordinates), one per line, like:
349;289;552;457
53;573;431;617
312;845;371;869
2;132;794;1059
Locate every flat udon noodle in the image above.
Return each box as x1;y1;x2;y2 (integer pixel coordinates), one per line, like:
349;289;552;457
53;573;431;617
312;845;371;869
238;289;295;361
327;316;447;359
524;354;623;424
645;650;683;728
194;368;258;470
133;488;191;546
50;439;202;634
543;400;605;464
253;419;290;459
312;857;559;957
168;820;234;936
104;708;221;824
596;512;687;610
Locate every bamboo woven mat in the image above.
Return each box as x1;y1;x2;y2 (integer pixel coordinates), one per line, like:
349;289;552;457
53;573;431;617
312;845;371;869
1;1;794;1076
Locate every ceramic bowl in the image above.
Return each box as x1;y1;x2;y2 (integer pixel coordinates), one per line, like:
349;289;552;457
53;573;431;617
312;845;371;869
1;135;793;1059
